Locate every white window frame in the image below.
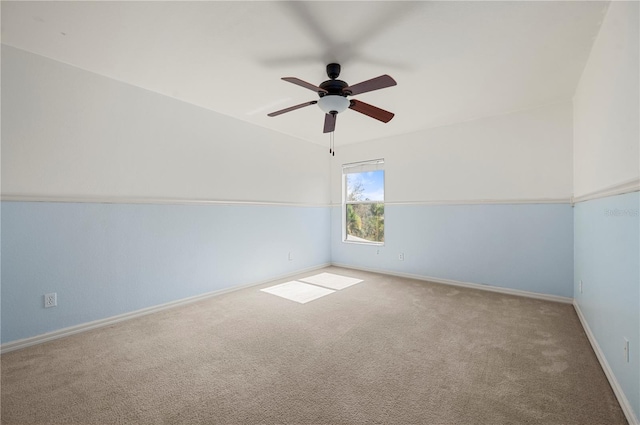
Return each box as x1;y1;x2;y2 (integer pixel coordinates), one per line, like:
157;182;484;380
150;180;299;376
342;159;385;246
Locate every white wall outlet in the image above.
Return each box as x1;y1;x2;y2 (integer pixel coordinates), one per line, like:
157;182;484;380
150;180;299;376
624;338;630;363
44;292;57;308
288;252;293;261
579;280;583;294
398;253;404;261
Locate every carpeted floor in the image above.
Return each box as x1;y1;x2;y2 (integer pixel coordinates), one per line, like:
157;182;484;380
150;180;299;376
1;267;627;424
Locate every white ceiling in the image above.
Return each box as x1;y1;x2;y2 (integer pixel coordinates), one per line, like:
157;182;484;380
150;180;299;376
1;1;608;147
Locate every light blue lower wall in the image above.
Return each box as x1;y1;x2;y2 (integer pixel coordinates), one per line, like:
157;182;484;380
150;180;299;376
1;202;331;344
6;197;637;414
574;191;640;419
332;203;574;298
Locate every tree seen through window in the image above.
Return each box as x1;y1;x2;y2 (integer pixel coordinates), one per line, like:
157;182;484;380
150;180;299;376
345;170;384;243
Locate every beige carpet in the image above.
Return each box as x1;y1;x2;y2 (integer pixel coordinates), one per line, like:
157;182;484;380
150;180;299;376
1;267;627;424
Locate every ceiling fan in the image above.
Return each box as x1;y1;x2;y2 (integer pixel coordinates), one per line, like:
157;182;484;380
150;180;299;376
267;63;397;134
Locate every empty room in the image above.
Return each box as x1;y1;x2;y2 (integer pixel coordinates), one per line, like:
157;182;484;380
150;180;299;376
1;1;638;424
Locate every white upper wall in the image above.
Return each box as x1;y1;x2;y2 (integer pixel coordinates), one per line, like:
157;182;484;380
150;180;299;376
330;102;573;204
1;46;330;205
573;1;640;197
0;1;608;147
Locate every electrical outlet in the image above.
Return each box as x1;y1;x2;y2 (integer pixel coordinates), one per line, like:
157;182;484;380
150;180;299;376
288;252;293;261
398;253;404;261
376;249;380;255
44;293;57;308
579;280;583;294
624;338;630;363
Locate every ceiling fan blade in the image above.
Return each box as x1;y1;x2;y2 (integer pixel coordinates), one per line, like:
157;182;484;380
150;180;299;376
267;100;317;117
344;75;397;96
323;113;337;133
349;100;395;123
282;77;328;94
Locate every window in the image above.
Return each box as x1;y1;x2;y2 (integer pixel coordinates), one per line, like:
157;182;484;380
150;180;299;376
342;159;384;244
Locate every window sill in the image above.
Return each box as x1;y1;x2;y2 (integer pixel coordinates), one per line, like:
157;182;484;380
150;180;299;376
343;238;384;246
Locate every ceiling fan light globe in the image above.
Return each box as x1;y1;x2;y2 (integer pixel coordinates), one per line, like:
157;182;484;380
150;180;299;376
318;95;350;114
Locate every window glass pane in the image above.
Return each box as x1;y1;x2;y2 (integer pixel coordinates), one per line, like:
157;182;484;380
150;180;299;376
346;203;384;243
346;170;384;202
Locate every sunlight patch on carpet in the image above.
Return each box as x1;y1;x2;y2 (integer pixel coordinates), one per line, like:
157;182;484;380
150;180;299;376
299;272;363;290
260;281;335;304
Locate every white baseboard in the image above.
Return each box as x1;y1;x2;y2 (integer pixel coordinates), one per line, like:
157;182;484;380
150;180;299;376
331;262;573;304
0;263;330;354
573;301;639;425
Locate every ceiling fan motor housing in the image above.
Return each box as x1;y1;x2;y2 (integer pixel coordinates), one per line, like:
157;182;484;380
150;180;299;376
319;79;350;96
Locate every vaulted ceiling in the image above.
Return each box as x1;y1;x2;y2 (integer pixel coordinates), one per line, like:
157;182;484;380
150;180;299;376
1;1;608;146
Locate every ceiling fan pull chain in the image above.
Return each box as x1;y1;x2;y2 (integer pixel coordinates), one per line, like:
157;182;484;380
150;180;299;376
332;132;335;156
329;131;332;154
